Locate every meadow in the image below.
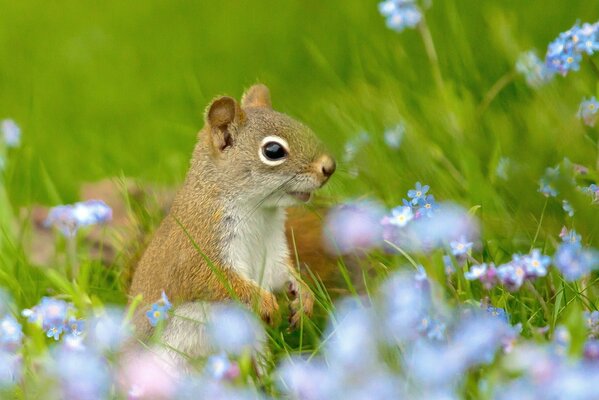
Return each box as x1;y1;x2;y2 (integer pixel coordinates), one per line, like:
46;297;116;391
1;0;599;398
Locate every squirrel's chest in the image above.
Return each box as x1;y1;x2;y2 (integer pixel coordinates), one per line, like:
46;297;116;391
220;208;290;291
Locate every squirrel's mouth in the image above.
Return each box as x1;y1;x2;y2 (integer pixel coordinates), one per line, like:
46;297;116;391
287;191;312;202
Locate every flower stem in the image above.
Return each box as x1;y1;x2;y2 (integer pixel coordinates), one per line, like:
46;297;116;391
530;198;548;251
417;17;461;138
477;71;517;117
66;235;78;279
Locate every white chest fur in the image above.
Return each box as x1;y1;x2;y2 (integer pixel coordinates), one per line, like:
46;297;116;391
221;206;291;291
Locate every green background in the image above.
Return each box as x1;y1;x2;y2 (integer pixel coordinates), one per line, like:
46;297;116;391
1;0;599;246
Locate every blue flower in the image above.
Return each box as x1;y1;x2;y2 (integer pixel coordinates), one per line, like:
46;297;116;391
146;304;168;327
485;306;509;324
496;261;527;291
515;50;555;88
572;23;599;55
554;243;599;281
0;315;23;352
578;96;599;127
87;307;131;353
204;353;240;380
383;123;405;149
52;346;111;400
324;201;385;255
207;303;265;356
582;183;599;202
560;227;582;245
551;325;571;357
46;325;63;341
546;22;599;76
562;200;575;217
418;316;446;341
585;311;599;338
465;263;497;289
23;297;74;341
442;254;454;274
583;339;599;362
66;318;84;336
388;205;414;227
449;236;473;256
145;291;172;327
342;131;370;164
46;200;112;237
407;182;430;205
523;249;551;278
1;119;21;148
379;0;422;32
418;194;438;217
539;179;558;197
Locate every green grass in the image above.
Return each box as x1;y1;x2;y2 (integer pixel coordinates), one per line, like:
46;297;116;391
1;0;599;398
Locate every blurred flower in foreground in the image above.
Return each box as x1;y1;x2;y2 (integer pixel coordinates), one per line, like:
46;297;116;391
383;123;405;149
87;307;131;353
379;271;432;343
1;119;21;148
323;200;385;255
204;353;240;381
277;358;337;400
22;297;76;341
578;96;599;127
52;345;110;400
545;21;599;76
0;352;21;388
120;350;180;400
206;303;265;356
378;0;422;32
583;339;599;362
400;203;479;253
515;50;554;88
539;166;560;197
146;291;172;327
554;243;599;281
45;200;112;237
0;315;23;352
325;300;379;369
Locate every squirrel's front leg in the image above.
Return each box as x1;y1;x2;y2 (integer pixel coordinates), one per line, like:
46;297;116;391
285;261;315;329
220;268;280;326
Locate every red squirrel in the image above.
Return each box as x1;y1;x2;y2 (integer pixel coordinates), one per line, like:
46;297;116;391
128;84;336;361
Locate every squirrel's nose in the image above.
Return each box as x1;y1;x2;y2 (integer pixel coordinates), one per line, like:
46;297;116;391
317;154;336;179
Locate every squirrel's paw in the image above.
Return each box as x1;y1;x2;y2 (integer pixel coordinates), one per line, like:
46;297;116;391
287;281;314;330
258;289;280;327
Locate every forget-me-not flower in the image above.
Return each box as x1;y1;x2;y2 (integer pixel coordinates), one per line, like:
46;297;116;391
578;96;599;127
1;119;20;148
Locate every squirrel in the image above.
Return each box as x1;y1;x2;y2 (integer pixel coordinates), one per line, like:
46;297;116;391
128;84;335;360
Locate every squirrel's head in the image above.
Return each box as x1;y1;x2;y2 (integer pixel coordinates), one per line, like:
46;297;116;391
199;84;335;207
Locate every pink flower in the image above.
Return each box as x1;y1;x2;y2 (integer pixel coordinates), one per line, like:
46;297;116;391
120;351;180;399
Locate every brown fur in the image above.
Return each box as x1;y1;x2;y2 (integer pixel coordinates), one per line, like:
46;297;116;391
129;84;335;338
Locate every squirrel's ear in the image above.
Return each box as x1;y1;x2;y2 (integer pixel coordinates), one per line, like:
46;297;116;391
206;96;245;151
241;84;272;109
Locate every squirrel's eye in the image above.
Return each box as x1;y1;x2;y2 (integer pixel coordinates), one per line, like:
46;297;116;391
259;136;289;166
263;142;287;160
